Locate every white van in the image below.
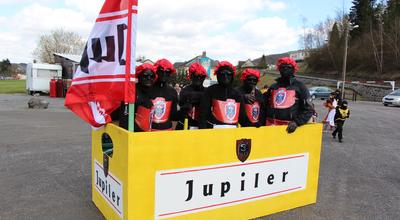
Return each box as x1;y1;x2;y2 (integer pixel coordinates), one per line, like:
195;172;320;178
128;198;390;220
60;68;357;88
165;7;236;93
26;63;62;94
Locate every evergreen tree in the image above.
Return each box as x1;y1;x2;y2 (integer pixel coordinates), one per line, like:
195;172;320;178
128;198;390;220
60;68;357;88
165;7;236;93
349;0;377;37
327;22;342;73
328;22;341;46
0;59;12;77
257;55;269;70
384;0;400;27
384;0;400;68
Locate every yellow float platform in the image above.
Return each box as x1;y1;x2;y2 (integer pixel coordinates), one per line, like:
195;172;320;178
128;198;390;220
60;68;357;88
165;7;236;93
92;123;322;219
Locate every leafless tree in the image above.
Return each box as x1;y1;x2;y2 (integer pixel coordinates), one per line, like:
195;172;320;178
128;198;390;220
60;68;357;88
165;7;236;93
385;17;400;68
369;13;384;74
33;28;85;64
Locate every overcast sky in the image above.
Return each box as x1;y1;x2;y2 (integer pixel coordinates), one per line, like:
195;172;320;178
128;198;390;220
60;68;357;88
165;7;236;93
0;0;352;64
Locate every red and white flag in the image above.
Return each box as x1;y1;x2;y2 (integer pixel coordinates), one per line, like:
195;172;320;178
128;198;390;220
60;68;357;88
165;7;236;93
65;0;138;127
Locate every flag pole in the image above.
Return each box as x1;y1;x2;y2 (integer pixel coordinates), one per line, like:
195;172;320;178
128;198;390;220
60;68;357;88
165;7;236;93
125;0;136;132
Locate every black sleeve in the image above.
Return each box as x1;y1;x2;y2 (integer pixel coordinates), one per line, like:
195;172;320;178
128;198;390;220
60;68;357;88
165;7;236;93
176;88;188;129
199;88;211;129
110;102;124;121
179;88;189;107
238;92;246;126
190;92;203;105
257;90;266;126
347;109;350;118
293;83;313;126
170;89;179;121
334;107;340;121
176;90;194;122
260;88;271;124
136;95;153;109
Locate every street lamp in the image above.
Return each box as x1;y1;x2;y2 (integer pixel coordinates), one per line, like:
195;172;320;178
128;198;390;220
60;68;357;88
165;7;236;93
341;18;358;100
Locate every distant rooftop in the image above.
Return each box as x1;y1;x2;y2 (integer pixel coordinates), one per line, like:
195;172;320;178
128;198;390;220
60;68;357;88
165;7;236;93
54;53;81;63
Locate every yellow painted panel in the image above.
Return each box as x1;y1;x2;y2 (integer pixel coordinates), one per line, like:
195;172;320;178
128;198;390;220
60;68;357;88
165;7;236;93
92;124;130;219
92;123;322;220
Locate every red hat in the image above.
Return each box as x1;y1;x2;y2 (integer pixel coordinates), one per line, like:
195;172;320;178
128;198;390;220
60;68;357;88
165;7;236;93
214;61;237;76
154;58;176;75
136;63;157;80
187;62;207;80
240;68;260;81
276;57;299;74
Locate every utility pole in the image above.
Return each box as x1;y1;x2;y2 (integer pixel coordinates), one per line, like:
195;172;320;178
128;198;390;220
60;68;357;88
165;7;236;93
379;13;384;75
341;18;349;100
341;16;359;100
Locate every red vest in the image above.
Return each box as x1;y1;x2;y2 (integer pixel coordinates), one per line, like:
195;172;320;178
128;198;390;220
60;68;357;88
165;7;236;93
151;97;172;124
135;106;152;131
244;102;260;123
212;99;240;124
270;88;296;109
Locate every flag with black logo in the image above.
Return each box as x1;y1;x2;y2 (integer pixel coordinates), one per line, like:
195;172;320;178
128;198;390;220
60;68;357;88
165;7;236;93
65;0;138;127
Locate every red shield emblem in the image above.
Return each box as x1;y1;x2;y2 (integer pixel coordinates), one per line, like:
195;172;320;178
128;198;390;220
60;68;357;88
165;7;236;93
275;89;286;105
236;139;251;162
151;97;172;123
153;98;167;120
225;99;237;121
271;88;296;109
245;102;260;123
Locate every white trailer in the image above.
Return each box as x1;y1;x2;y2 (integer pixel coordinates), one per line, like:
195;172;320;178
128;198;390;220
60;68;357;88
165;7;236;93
26;63;62;94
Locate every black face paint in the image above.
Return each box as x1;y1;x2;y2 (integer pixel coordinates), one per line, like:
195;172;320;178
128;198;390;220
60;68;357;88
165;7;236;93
244;75;258;90
191;74;206;88
138;70;156;88
217;69;234;87
156;67;171;83
279;64;294;79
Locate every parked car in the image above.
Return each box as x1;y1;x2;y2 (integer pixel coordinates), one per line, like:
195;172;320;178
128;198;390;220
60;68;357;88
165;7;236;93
308;86;334;100
382;89;400;107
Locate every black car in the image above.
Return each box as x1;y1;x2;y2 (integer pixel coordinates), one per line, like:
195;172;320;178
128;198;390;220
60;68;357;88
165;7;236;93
308;86;333;100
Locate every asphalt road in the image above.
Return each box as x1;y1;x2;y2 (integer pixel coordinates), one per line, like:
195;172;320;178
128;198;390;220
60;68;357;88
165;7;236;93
0;94;399;220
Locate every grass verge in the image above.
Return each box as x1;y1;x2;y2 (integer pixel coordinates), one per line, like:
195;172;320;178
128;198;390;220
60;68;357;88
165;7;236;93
0;80;26;94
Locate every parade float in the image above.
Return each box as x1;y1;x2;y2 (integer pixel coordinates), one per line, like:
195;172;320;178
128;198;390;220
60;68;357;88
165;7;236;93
64;0;323;219
92;123;322;220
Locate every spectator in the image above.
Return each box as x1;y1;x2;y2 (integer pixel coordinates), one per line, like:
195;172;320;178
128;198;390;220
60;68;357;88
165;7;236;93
322;99;335;132
332;100;350;143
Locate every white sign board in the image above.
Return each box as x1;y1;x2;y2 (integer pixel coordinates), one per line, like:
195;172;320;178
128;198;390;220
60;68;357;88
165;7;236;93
94;160;123;218
155;153;309;219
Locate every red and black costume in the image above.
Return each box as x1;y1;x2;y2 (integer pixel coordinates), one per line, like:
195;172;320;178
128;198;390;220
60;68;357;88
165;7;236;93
263;57;313;132
111;64;157;131
238;68;264;127
199;61;242;129
177;62;207;130
133;64;157;132
147;59;179;131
